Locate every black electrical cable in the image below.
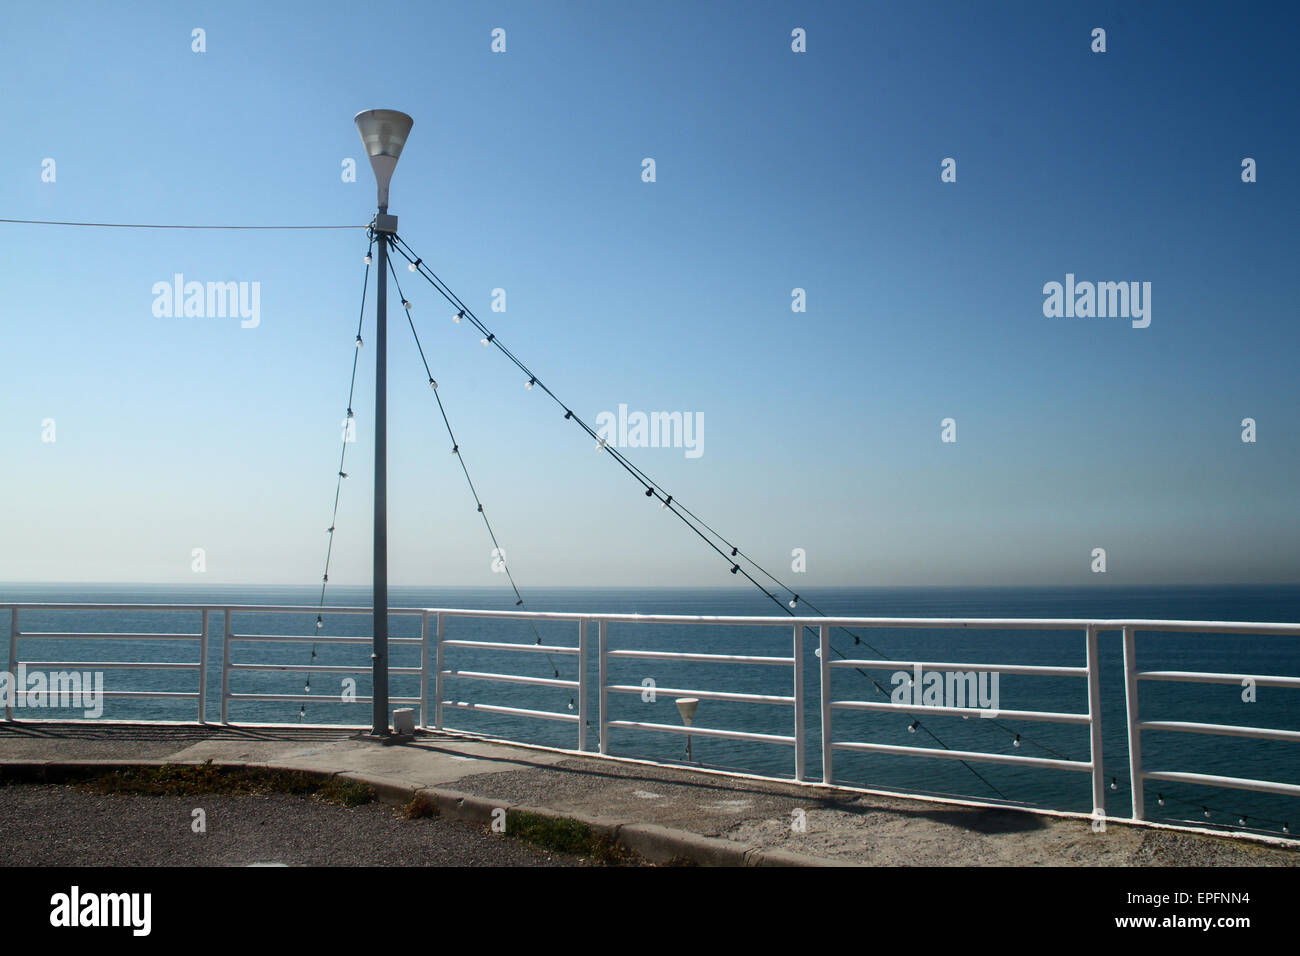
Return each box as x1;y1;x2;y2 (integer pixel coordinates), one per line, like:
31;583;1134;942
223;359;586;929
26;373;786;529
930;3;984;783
0;218;364;230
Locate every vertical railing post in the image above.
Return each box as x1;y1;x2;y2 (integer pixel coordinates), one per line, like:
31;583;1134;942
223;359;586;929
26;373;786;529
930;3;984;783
434;612;445;731
1122;625;1144;821
578;619;589;751
198;609;209;724
793;623;806;782
598;619;609;755
220;609;232;725
5;608;17;721
419;611;430;730
1085;624;1105;818
819;624;833;785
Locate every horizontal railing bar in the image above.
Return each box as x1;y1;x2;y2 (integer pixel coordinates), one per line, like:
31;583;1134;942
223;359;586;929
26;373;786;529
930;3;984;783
226;694;420;704
1138;720;1300;743
440;670;578;690
605;649;792;665
1137;671;1300;688
433;610;1111;626
831;659;1087;677
229;663;421;675
420;609;1300;634
829;700;1091;724
13;632;199;641
17;661;199;670
0;604;425;615
832;741;1090;772
1141;770;1300;798
9;691;198;700
230;634;422;645
4;604;1299;635
442;701;579;723
605;720;795;745
606;685;795;705
440;640;578;655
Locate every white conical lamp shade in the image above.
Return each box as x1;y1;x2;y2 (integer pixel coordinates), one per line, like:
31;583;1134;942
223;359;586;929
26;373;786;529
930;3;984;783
676;697;699;726
353;109;414;209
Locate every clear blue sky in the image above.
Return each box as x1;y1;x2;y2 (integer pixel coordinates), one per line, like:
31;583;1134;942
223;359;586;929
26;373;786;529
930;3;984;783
2;1;1297;588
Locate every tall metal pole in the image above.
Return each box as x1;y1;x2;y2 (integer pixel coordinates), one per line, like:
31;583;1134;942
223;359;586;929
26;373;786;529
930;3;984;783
354;107;412;739
371;222;390;735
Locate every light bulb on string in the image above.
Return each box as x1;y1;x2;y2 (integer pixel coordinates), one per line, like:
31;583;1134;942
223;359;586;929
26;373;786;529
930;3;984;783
355;335;363;349
1110;777;1118;791
525;378;535;390
402;299;411;311
409;258;421;272
481;334;494;347
908;721;919;734
364;254;371;264
453;310;463;323
789;595;799;610
1203;807;1211;819
1157;794;1165;807
1012;734;1021;748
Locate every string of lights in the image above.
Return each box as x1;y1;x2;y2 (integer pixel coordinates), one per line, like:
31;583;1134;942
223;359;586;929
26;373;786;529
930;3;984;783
300;235;374;721
384;251;574;710
1144;783;1290;835
388;234;1025;798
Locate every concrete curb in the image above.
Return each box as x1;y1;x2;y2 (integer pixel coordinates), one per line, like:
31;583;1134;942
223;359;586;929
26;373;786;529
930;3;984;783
0;759;856;867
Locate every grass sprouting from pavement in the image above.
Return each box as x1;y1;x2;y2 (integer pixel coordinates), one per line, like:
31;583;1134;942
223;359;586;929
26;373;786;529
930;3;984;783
403;791;438;819
76;761;376;807
504;808;636;864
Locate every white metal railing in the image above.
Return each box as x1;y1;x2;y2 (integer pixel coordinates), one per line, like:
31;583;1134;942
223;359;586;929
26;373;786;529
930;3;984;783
819;620;1103;808
434;611;586;747
4;605;208;721
2;603;1298;834
220;605;427;726
1120;621;1300;820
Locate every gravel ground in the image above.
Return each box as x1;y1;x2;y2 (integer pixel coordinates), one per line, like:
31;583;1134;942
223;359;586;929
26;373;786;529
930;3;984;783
0;785;596;867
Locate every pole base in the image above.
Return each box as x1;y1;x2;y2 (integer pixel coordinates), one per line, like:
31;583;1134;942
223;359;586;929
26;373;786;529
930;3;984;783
353;731;416;746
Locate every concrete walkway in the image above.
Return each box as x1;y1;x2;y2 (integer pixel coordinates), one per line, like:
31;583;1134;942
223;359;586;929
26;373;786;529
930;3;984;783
1;722;1295;867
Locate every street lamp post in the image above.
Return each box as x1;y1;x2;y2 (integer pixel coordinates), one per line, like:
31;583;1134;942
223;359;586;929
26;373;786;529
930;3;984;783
354;109;414;737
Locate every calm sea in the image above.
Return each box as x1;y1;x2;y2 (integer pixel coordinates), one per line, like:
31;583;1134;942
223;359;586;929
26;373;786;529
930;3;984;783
2;583;1298;836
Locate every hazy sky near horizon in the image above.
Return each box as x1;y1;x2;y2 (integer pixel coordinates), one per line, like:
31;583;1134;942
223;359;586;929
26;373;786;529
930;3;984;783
1;1;1298;590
